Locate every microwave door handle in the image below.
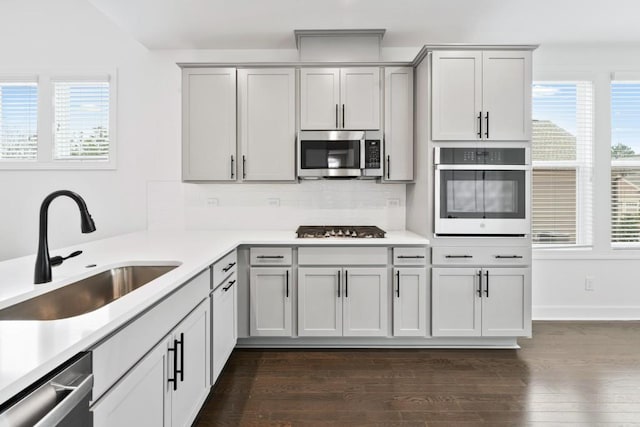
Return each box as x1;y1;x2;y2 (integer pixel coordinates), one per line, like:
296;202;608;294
360;138;366;171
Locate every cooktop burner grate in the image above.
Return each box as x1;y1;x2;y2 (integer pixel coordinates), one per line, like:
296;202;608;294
296;225;386;239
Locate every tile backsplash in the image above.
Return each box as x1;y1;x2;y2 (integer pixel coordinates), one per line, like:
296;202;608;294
147;180;407;231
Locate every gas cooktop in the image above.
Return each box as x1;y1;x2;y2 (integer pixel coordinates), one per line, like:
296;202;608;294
296;225;386;239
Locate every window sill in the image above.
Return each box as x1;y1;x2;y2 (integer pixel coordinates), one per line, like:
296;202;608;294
0;161;116;171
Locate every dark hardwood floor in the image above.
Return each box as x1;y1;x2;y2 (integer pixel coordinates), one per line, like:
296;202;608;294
194;322;640;426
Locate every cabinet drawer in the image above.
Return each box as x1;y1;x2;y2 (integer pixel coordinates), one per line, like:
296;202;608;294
393;247;428;265
92;269;209;401
432;246;530;266
250;247;292;266
298;247;387;265
213;250;237;286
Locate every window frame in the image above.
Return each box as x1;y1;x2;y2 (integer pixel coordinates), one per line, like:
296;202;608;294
531;79;595;249
610;76;640;248
0;69;117;170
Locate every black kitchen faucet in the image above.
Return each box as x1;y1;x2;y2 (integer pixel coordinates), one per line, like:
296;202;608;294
34;190;96;284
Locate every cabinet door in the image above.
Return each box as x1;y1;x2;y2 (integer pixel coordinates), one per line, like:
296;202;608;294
182;68;236;181
431;268;481;337
481;268;531;337
482;51;532;141
340;68;381;130
250;267;292;336
93;337;170;427
171;300;210;427
297;268;342;337
238;68;296;181
431;51;482;141
212;275;237;383
300;68;340;130
393;267;427;337
343;268;388;337
384;67;414;181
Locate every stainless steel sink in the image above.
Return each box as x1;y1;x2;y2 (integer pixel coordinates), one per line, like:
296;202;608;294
0;265;179;321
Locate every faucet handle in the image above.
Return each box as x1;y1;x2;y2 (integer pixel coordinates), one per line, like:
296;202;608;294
50;250;83;267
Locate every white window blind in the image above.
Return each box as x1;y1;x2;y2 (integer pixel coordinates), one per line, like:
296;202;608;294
53;81;110;161
611;81;640;245
0;82;38;160
532;81;593;246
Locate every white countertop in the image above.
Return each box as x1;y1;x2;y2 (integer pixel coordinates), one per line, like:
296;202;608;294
0;229;428;404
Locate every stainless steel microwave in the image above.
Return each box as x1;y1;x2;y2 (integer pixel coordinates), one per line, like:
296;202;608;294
298;130;383;179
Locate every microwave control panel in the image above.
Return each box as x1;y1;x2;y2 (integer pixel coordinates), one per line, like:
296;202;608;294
364;140;381;169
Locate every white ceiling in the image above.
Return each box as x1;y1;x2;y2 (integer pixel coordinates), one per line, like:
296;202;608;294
88;0;640;50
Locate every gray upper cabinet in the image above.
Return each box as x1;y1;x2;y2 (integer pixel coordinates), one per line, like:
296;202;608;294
182;68;237;181
383;67;414;182
300;67;380;130
431;50;532;141
237;68;296;181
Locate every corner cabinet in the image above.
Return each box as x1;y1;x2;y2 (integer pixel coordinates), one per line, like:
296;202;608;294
431;50;532;141
300;67;380;130
237;68;296;181
431;267;530;337
250;267;293;336
182;68;237;181
383;67;414;181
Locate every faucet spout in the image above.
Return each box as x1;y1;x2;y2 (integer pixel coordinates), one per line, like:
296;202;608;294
34;190;96;284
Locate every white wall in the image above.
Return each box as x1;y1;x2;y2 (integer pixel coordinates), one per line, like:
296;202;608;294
531;45;640;319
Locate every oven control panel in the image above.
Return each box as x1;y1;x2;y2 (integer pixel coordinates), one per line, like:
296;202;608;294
364;140;381;169
437;147;526;165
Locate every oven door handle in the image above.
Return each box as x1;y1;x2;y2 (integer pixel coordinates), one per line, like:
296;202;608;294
359;138;366;170
435;164;529;171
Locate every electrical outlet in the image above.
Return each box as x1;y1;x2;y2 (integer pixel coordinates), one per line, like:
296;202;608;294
387;198;400;208
206;197;219;206
267;198;280;207
585;276;595;291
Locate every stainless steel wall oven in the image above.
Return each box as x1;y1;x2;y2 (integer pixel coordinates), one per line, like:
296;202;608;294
434;147;530;236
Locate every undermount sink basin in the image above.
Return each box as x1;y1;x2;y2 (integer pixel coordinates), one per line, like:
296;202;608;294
0;264;179;321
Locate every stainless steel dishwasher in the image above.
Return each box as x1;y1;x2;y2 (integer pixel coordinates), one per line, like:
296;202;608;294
0;352;93;427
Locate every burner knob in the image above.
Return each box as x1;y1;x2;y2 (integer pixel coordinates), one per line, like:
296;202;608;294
324;231;330;237
351;231;358;237
337;229;343;236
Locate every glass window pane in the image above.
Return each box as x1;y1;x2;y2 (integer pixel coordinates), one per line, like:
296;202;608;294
0;82;38;161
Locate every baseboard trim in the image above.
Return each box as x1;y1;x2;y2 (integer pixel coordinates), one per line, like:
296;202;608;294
533;305;640;320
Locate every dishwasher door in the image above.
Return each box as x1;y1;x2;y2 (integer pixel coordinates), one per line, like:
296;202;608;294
0;352;93;427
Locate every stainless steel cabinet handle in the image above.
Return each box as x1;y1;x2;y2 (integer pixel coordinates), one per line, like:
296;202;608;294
396;270;400;298
257;255;284;259
223;279;236;291
477;270;482;298
494;255;523;259
386;155;390;179
230;155;235;179
222;262;236;272
242;155;246;179
485;111;490;139
445;255;472;259
484;271;490;297
477;111;482;138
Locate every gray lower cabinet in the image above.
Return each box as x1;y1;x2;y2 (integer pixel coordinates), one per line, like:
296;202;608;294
392;267;427;337
431;267;530;337
297;267;388;337
93;300;210;427
211;273;238;383
249;267;292;336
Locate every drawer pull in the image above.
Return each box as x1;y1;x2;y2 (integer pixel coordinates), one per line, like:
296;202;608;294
222;262;236;272
223;280;236;291
445;255;472;259
397;255;425;259
494;255;523;259
257;255;284;259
